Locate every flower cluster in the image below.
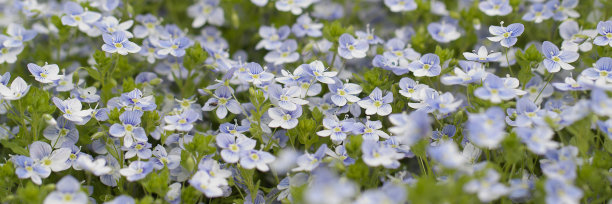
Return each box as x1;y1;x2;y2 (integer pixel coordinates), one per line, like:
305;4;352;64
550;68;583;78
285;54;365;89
0;0;611;204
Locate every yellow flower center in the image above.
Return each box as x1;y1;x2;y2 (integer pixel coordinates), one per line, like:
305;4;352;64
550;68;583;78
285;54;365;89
601;71;609;77
219;98;228;105
374;101;382;107
250;153;259;160
282;114;291;121
115;43;123;48
230;144;239;151
63;194;73;201
43;158;52;166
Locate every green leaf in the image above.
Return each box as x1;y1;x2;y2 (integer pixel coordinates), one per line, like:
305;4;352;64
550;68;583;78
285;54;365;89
141;168;170;196
83;66;101;81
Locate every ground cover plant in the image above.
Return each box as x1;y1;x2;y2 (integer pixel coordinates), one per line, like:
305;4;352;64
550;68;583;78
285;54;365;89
0;0;612;203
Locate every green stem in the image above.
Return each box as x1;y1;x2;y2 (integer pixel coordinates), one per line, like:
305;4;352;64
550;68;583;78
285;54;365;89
505;48;514;76
533;73;553;103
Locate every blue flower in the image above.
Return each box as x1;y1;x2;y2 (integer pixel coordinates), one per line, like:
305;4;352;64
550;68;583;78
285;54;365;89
76;155;112;176
547;0;579;21
0;76;29;101
516;126;559;155
464;169;509;202
317;117;356;143
275;0;313;15
545;179;583;204
431;124;456;146
244;62;275;85
522;3;553;23
60;2;101;33
104;195;135;204
101;32;141;55
120;88;157;111
328;78;362;106
189;170;228;198
424;91;463;114
240;150;276;171
95;16;134;37
119;161;154;181
256;25;291;50
427;141;466;168
398;77;429;99
292;14;323;37
109;110;147;148
408;53;442;77
594;21;612;47
52;97;93;123
187;0;225;28
581;57;612;84
1;23;36;48
488;23;524;47
479;0;512;16
361;141;403;169
71;86;100;103
353;120;389;141
157;36;193;57
202;86;241;119
384;0;417;12
151;145;181;170
388;110;431;146
466;107;506;148
427;20;461;43
133;14;162;38
293;144;327;172
268;106;302;129
12;155;50;185
269;84;309;111
43;116;79;148
264;39;300;65
463;46;501;63
441;60;486;85
163;109;200;132
552;77;586;91
597;119;612;140
541;41;579;72
358;87;393;116
590;89;612;116
506;98;543;127
474;74;526;103
305;60;337;84
338;33;369;59
43;175;88;204
508;176;535;202
541;160;576;181
0;36;23;63
356;25;384;45
216;133;256;163
123;141;153;159
325;145;355;165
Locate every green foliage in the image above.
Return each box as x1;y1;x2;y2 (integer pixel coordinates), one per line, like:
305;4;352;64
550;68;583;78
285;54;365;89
515;45;543;88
